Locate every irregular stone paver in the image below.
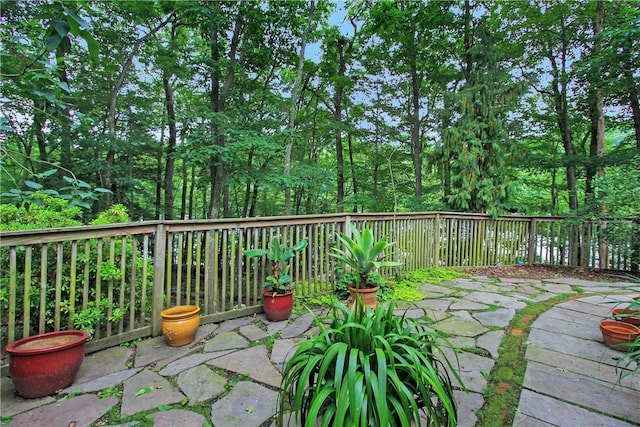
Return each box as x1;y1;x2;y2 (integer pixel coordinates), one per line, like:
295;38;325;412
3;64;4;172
178;365;226;406
476;330;504;359
134;335;200;368
239;324;269;341
535;282;575;294
193;323;219;341
210;381;278;427
159;351;232;376
544;277;614;288
121;369;186;416
6;394;117;427
271;338;304;365
433;315;489;337
150;409;207;427
449;300;490;311
442;348;494;393
464;292;527;310
453;390;484;427
61;368;141;394
204;331;249;352
499;277;541;285
281;312;315;339
414;298;453;312
517;389;636;427
472;307;515;327
209;345;283;388
446;336;476;350
394;308;425;319
266;320;289;335
523;361;640;424
215;316;256;333
0;378;55;418
75;345;133;384
419;283;459;296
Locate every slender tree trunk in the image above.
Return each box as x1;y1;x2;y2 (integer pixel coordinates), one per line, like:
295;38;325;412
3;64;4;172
163;73;177;220
284;1;314;215
104;16;173;205
347;132;358;212
155;125;165;219
334;37;347;212
409;50;422;200
180;159;187;220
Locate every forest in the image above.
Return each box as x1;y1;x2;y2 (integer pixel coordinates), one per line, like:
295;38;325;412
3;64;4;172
1;0;639;223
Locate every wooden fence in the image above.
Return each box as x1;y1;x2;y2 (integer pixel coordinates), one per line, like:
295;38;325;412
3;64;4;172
1;212;637;353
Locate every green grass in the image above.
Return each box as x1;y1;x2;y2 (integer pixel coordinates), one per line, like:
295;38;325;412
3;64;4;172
475;294;573;427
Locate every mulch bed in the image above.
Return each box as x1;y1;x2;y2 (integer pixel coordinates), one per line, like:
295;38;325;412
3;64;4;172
463;264;639;283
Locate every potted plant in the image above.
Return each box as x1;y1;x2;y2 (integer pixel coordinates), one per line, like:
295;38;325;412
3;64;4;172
330;226;402;309
6;330;90;398
278;301;463;426
244;236;308;321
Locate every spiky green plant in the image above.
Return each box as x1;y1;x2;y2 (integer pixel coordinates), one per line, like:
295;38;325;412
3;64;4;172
278;301;463;426
330;226;402;289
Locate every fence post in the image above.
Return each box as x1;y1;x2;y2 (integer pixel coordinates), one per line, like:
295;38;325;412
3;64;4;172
434;214;440;267
528;218;537;264
152;223;166;336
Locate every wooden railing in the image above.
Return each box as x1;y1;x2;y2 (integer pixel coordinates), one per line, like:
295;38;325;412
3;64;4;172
1;212;637;353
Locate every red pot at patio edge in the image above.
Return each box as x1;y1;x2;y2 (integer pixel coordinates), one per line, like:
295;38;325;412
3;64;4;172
262;290;293;321
6;330;89;398
599;319;640;351
611;307;640;326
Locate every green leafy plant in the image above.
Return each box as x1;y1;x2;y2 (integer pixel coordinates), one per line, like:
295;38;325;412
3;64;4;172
330;226;402;289
244;237;308;294
278;300;463;426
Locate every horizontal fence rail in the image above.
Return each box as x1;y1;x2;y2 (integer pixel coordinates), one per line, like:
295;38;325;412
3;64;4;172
1;213;637;354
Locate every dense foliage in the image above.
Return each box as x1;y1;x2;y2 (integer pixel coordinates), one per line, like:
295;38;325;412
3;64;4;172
1;0;638;222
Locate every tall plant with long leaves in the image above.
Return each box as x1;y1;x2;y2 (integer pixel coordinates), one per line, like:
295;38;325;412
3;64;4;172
278;301;463;426
330;226;402;289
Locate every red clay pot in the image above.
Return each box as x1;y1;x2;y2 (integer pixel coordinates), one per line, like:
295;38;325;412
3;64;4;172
263;290;293;321
599;319;640;351
347;285;380;311
161;305;201;347
611;307;640;326
6;330;89;398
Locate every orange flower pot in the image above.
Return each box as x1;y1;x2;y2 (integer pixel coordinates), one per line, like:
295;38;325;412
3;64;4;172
161;305;201;346
611;307;640;326
599;319;640;351
347;285;379;311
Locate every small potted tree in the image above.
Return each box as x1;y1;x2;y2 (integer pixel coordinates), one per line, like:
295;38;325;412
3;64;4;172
244;236;308;321
330;226;402;309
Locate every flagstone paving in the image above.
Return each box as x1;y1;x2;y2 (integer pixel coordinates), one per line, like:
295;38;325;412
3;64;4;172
1;275;638;426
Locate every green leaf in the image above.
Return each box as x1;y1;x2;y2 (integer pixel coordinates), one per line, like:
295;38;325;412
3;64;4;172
24;180;43;190
135;386;154;396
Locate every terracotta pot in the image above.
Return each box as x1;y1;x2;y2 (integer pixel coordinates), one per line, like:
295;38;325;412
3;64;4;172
263;290;294;321
6;330;89;398
599;319;640;351
611;307;640;326
347;285;380;310
161;305;201;346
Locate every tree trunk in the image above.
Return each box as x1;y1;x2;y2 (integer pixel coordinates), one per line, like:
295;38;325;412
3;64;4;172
163;73;177;220
409;49;423;200
284;1;314;215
